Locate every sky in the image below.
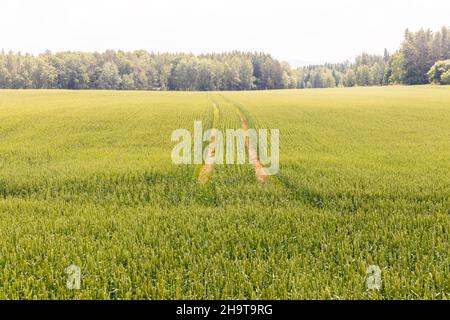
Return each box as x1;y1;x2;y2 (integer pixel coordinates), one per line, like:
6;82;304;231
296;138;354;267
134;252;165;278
1;0;449;66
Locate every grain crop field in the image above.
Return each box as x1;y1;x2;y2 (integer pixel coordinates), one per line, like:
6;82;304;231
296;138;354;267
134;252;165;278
0;86;449;299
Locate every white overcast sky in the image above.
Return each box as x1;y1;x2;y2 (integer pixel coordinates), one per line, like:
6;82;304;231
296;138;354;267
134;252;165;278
1;0;449;65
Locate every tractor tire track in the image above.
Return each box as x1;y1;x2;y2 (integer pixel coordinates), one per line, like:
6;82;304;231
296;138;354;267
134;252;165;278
198;98;220;184
235;108;269;183
218;94;269;183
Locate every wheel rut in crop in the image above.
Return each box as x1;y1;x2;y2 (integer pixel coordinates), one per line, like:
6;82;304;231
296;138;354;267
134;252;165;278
218;94;269;183
198;98;220;185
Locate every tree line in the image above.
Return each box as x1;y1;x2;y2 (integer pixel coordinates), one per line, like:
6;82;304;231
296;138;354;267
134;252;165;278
298;27;450;88
0;51;292;91
0;27;449;91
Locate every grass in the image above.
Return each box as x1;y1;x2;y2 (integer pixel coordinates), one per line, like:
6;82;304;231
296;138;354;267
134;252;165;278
0;86;449;299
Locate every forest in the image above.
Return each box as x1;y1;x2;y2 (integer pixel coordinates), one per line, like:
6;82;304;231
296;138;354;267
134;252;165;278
0;27;449;91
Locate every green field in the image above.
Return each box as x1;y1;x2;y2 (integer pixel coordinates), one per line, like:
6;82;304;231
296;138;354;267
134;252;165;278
0;86;449;299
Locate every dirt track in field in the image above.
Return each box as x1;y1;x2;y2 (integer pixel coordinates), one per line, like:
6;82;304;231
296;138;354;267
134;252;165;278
198;101;220;184
198;96;269;184
235;108;269;183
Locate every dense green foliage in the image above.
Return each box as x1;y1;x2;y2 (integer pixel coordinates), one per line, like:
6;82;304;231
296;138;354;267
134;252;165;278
299;27;450;88
1;27;449;91
428;60;450;84
395;28;450;84
0;87;449;299
297;52;389;88
0;51;290;91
